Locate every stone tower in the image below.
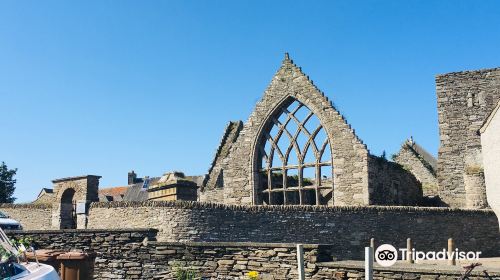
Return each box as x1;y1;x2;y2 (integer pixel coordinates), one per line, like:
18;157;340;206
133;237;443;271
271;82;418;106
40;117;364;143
436;67;500;208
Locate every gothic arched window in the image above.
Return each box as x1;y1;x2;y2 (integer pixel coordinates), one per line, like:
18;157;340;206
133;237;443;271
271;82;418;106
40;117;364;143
256;99;333;205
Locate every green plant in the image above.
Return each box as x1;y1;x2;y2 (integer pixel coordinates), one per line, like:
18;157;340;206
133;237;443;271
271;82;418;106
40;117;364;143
173;265;198;280
0;247;13;263
465;165;484;175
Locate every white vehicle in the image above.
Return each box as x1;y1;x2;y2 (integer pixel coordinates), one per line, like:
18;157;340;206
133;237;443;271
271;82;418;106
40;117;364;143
0;227;59;279
0;211;22;230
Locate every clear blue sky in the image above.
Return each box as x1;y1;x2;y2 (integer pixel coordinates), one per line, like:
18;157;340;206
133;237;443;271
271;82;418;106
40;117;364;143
1;1;500;202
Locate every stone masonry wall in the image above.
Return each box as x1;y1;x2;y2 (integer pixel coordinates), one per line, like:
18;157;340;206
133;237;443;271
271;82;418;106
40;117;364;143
436;67;500;207
367;155;423;205
7;229;500;280
314;261;500;280
6;229;330;279
223;55;369;206
87;201;500;260
393;143;438;197
0;203;53;230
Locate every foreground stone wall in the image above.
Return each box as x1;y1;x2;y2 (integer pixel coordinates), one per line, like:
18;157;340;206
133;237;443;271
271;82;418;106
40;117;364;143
7;229;329;279
436;67;500;207
314;261;500;280
87;201;500;259
7;229;499;280
0;203;52;230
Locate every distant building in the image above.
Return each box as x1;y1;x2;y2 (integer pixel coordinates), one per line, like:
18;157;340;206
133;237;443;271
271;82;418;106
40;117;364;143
147;172;198;201
33;171;203;204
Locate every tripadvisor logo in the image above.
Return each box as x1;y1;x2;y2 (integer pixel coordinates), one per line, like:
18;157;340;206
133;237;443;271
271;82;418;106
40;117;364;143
375;244;398;267
374;244;482;267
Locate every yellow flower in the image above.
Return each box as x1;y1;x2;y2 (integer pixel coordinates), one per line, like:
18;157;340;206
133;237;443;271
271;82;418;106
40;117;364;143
247;271;259;280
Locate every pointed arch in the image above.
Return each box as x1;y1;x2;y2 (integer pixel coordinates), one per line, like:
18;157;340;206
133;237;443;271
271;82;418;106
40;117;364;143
254;98;333;205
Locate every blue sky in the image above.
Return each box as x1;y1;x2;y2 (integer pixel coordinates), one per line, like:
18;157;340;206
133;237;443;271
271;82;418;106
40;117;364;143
1;1;500;202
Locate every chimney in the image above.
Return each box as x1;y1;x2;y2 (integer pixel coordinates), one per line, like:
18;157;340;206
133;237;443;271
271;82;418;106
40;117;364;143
128;171;137;185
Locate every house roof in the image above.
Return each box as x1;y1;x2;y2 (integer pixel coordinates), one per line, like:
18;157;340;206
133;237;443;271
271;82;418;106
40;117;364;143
123;183;149;201
36;188;54;199
99;186;128;197
479;100;500;134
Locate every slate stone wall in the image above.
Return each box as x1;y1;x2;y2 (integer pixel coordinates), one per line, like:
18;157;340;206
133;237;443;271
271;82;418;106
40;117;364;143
86;201;500;259
314;262;500;280
6;229;329;279
0;203;53;230
7;229;499;280
436;68;500;208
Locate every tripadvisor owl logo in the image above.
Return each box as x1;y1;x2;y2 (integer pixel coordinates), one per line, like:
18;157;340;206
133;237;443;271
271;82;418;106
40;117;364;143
374;243;482;267
374;244;398;267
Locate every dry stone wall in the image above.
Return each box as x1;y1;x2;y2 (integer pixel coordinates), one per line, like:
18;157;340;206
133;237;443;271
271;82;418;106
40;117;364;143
87;201;500;259
7;229;500;280
0;203;53;230
6;229;331;280
436;68;500;207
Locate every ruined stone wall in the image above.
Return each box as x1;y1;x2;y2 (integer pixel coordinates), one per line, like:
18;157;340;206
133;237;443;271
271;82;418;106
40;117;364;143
199;121;242;203
436;68;500;207
367;156;423;205
223;56;369;206
0;203;53;230
393;144;438;196
86;201;500;259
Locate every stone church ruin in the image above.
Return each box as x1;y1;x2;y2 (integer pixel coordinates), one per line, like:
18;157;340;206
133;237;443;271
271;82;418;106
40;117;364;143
1;55;500;270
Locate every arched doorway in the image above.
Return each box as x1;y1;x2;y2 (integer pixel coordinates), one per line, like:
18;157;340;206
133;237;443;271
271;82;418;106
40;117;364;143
60;188;76;229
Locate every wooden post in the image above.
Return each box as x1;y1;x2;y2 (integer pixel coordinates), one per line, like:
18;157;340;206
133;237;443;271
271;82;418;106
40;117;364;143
448;238;456;266
407;238;414;264
365;247;374;280
296;244;305;280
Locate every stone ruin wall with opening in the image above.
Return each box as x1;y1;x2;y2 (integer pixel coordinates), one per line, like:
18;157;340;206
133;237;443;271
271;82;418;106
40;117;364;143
436;68;500;208
203;56;422;207
393;144;438;197
220;57;370;206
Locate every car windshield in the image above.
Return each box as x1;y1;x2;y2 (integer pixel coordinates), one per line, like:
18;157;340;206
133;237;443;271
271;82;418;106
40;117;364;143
0;212;7;218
